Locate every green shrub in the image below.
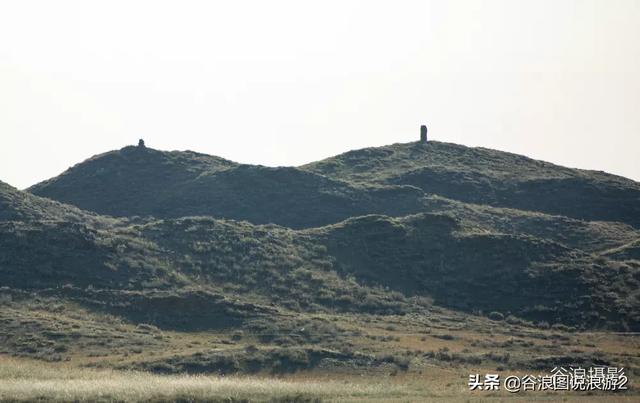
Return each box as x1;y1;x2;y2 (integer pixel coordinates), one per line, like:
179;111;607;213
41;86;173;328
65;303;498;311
488;312;504;321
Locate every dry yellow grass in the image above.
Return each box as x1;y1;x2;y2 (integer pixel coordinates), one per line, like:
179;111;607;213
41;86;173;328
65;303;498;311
1;309;639;402
0;376;407;402
2;356;639;402
0;357;418;402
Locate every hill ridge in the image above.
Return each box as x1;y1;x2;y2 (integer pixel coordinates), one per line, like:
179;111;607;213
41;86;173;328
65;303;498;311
27;140;640;228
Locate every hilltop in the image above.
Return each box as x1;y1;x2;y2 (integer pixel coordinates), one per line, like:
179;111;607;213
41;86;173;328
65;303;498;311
29;141;640;229
28;145;237;219
28;144;433;228
303;141;640;227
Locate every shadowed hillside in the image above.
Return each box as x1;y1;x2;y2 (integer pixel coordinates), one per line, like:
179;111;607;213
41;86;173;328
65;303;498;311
311;213;640;330
157;165;427;228
0;180;104;224
28;145;431;228
11;141;640;330
418;196;640;254
3;181;640;330
28;145;237;218
303;141;640;227
30;141;640;230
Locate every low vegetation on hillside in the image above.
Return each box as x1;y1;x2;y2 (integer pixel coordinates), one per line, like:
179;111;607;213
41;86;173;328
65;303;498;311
2;140;640;400
304;141;640;227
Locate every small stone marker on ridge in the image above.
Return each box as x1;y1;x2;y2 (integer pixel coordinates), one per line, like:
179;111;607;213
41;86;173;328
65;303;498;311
420;125;428;142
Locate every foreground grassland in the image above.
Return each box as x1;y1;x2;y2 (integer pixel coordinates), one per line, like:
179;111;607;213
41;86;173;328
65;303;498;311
0;358;407;402
1;299;638;402
1;357;638;402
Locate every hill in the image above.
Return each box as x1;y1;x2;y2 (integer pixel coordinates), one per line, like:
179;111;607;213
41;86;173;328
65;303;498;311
28;145;430;228
14;141;640;329
3;140;640;393
25;142;640;255
0;180;103;224
419;196;640;254
303;141;640;227
27;145;237;219
29;141;640;231
3;181;640;330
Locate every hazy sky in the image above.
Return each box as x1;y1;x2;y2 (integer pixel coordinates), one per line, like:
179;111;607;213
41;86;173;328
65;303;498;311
1;0;639;189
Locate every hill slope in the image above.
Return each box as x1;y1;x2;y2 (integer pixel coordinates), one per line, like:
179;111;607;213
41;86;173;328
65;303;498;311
28;145;428;228
6;141;639;332
3;183;640;330
3;152;640;386
303;141;640;227
28;145;237;218
0;180;103;224
311;213;640;330
30;141;640;230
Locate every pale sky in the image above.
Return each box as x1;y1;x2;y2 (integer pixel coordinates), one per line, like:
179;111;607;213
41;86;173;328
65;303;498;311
1;0;639;189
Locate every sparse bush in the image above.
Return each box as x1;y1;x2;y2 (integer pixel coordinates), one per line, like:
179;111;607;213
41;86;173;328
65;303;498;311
488;311;504;321
551;323;574;332
433;334;455;340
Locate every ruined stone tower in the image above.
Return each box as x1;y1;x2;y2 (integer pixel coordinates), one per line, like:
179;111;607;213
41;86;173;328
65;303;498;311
420;125;428;142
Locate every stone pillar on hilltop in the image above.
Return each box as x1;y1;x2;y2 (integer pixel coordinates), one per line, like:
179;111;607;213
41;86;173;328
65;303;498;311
420;125;428;142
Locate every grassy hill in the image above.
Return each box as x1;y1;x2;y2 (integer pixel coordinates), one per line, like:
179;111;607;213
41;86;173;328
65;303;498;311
313;213;640;330
419;196;640;254
11;142;640;330
0;180;103;224
27;145;236;219
303;141;640;227
29;141;640;232
3;141;640;399
4;181;640;330
28;145;428;228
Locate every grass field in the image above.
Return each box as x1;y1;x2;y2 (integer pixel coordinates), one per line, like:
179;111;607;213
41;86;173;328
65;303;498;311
1;290;638;401
0;288;640;402
0;357;414;402
1;355;638;402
